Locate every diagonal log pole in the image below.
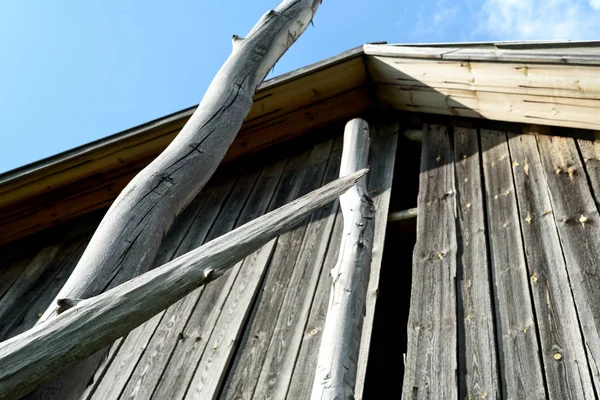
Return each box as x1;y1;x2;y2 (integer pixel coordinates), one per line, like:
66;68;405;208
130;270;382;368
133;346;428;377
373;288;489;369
312;119;375;400
24;1;322;398
0;169;367;400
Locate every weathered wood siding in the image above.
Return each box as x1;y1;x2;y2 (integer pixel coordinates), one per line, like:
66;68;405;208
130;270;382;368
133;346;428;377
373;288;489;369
0;123;397;399
406;123;600;399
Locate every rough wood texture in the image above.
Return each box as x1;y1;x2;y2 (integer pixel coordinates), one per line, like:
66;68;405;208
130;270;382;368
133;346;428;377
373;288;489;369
27;2;322;398
243;139;341;400
312;119;374;400
508;132;594;399
453;127;499;400
219;142;335;400
151;157;298;400
354;122;399;400
86;176;239;400
0;169;366;400
0;237;89;340
536;134;600;393
577;138;600;207
367;49;600;130
480;129;546;399
176;141;332;399
402;124;458;399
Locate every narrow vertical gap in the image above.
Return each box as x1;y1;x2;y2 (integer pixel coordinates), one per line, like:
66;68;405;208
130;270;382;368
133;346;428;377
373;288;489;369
535;134;600;400
505;132;549;399
574;139;600;214
365;125;419;398
451;125;467;399
476;128;505;400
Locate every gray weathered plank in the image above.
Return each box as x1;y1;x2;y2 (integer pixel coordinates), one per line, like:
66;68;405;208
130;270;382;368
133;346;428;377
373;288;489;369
150;158;290;400
508;132;594;399
355;121;399;400
480;129;546;399
577;138;600;207
118;168;262;400
536;134;600;393
87;178;237;400
0;237;89;340
453;127;500;400
402;124;458;400
7;235;91;338
0;166;366;399
218;141;334;400
81;183;215;400
252;138;342;399
0;254;35;303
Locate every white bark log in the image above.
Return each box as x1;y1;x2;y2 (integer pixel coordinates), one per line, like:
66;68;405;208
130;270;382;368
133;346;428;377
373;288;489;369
0;169;366;400
311;119;375;400
25;1;322;398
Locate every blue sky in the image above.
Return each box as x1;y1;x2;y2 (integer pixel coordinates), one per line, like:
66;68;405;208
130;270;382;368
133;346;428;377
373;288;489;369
1;0;599;173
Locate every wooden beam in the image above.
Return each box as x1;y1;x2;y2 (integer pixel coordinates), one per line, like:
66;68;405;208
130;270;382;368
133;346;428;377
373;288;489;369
402;124;458;399
388;207;417;222
0;169;367;400
0;86;371;245
364;44;600;65
312;119;374;400
367;54;600;130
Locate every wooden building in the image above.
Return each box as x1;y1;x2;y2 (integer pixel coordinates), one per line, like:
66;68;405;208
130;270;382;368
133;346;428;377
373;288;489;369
1;41;600;399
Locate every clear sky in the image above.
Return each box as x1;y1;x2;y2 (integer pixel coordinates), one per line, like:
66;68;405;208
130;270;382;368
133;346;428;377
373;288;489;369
1;0;600;173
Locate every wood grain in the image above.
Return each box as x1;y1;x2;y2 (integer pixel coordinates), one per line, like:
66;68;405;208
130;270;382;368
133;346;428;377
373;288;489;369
355;121;399;400
536;134;600;394
218;142;335;400
453;127;500;400
402;124;458;400
508;132;594;399
480;129;546;399
0;168;365;400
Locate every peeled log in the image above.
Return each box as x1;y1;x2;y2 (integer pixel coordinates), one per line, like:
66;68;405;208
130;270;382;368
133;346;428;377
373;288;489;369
311;119;375;400
24;1;322;399
0;169;367;400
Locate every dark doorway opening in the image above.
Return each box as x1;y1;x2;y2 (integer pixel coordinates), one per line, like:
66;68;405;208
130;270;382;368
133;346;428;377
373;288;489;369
363;133;421;398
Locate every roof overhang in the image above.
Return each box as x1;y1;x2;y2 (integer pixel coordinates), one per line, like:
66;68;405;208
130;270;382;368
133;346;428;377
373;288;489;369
1;41;599;244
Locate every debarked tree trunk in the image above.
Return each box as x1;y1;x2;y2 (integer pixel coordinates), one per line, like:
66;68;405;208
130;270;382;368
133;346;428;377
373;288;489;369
312;119;375;400
22;1;323;399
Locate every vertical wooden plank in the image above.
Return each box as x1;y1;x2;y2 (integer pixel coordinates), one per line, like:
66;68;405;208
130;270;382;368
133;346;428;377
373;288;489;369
249;138;342;399
480;129;546;399
150;156;290;400
117;168;263;400
401;124;458;400
536;134;600;393
218;141;334;400
153;149;311;400
0;235;90;340
577;138;600;207
7;234;91;338
453;127;500;400
508;132;594;399
354;122;399;400
87;178;237;400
